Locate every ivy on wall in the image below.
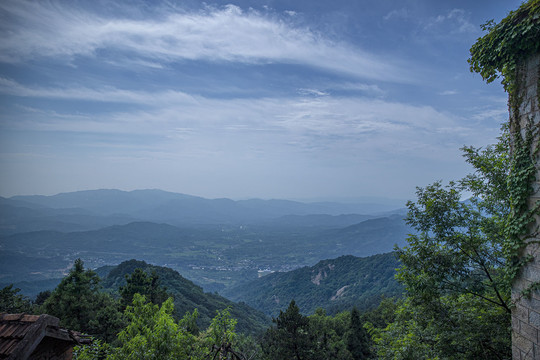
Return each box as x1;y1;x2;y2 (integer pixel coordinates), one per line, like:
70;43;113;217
468;0;540;296
468;0;540;95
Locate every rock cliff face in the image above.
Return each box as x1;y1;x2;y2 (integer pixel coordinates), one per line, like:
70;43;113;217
511;52;540;360
222;252;402;317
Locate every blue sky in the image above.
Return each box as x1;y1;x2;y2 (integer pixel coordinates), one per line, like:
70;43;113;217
0;0;522;201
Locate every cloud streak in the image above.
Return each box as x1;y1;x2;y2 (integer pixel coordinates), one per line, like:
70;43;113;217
0;79;499;163
0;1;408;82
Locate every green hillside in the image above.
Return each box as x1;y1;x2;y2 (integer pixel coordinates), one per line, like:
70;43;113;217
223;252;402;317
100;259;271;334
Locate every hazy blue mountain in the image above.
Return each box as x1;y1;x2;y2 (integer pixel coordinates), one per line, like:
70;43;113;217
222;252;402;317
0;222;194;254
9;189;406;225
265;214;376;228
11;189;197;216
0;200;137;235
326;214;411;256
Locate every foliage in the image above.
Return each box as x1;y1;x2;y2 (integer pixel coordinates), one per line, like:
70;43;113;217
75;295;255;360
307;309;353;360
0;284;34;313
503;121;540;295
74;339;113;360
109;294;199;360
34;290;51;306
102;259;270;335
468;0;540;93
262;300;312;360
469;0;540;291
120;268;169;309
199;308;247;360
346;308;371;360
261;300;374;360
370;295;510;360
43;259;125;342
370;134;513;359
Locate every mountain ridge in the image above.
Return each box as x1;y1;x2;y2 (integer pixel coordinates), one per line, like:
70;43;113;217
222;252;402;317
9;189;406;226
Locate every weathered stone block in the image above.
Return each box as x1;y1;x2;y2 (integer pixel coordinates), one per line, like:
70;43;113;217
516;304;530;322
530;310;540;328
514;332;534;355
521;320;539;343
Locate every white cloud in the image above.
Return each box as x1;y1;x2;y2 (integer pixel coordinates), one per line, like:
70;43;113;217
0;79;497;162
423;9;477;35
297;88;329;97
0;1;409;82
439;90;458;96
383;8;409;21
0;77;198;105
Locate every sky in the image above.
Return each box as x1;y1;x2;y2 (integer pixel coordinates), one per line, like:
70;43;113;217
0;0;523;201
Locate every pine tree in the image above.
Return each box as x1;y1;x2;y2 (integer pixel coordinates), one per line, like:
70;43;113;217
262;300;311;360
347;307;371;360
43;259;124;341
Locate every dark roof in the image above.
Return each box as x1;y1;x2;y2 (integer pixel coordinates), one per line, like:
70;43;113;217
0;313;90;360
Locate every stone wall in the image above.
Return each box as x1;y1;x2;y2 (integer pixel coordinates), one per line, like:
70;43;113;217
511;52;540;360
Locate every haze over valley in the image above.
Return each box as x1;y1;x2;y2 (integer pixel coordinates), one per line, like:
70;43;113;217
0;189;410;296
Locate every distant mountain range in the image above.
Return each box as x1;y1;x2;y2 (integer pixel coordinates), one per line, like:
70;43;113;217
1;189;406;233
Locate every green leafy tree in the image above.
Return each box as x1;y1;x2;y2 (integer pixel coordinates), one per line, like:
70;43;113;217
110;293;199;360
371;135;512;359
74;339;113;360
308;308;352;360
199;308;247;360
0;284;33;313
119;268;169;309
43;259;124;342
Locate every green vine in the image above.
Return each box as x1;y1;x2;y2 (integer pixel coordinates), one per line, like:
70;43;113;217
503;119;539;288
469;0;540;298
468;0;540;95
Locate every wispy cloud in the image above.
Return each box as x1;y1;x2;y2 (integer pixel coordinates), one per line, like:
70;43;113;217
0;1;409;82
383;8;409;21
0;79;497;162
0;77;198;105
423;9;477;35
439;90;458;96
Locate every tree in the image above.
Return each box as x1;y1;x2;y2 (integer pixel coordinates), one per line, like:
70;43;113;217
199;308;247;360
34;290;51;306
346;308;370;360
262;300;311;360
110;294;199;360
308;308;352;360
371;135;512;359
120;268;169;309
43;259;124;342
0;284;33;313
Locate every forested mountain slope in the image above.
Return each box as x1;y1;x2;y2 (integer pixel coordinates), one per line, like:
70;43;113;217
100;259;271;334
223;252;402;317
